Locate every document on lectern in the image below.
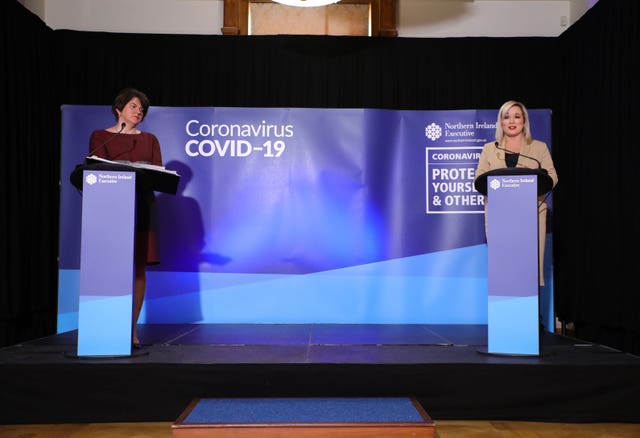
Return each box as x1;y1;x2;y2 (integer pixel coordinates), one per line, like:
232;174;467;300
86;155;178;175
85;155;180;194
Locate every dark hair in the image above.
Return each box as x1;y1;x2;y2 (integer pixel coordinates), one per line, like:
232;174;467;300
112;88;150;121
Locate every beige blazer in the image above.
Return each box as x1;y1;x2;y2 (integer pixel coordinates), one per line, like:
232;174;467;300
474;139;558;286
475;139;559;196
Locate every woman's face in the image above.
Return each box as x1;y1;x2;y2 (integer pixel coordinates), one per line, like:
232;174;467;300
118;97;145;126
501;105;524;137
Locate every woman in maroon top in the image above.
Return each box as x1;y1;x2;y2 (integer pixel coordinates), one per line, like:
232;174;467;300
89;88;163;348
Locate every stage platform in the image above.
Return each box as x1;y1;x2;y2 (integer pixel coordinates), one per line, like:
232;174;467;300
1;324;639;425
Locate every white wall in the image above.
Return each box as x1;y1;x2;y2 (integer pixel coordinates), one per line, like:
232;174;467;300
20;0;224;35
19;0;596;37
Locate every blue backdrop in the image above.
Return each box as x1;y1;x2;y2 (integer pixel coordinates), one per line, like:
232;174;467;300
58;106;553;330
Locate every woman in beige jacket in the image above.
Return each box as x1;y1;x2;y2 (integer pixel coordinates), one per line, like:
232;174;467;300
475;100;559;286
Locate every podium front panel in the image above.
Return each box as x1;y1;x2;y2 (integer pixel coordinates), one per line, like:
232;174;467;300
77;170;136;356
487;174;539;355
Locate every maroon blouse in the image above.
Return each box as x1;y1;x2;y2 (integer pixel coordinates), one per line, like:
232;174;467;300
89;130;163;166
88;129;163;265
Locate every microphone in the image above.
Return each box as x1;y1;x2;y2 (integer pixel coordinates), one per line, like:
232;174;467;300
87;122;126;157
494;141;547;174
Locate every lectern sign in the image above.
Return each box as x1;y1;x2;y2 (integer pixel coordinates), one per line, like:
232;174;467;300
487;174;539;355
77;170;136;357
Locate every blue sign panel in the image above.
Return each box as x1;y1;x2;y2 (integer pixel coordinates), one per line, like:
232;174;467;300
77;170;136;356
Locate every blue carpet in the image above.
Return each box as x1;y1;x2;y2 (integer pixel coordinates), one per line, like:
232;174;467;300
184;397;425;423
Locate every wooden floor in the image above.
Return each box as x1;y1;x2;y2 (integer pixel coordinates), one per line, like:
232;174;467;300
1;421;640;437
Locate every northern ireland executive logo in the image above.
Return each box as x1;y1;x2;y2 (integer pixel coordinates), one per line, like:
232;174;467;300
425;122;442;141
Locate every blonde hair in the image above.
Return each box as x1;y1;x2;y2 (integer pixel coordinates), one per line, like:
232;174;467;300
495;100;532;144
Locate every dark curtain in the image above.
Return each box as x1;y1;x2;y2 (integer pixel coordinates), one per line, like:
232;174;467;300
1;0;638;354
51;31;557;110
554;0;640;354
0;2;59;346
